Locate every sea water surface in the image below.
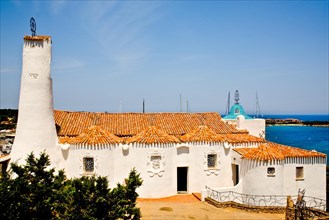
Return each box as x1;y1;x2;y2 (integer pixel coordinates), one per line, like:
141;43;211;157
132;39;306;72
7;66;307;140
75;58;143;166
264;115;329;165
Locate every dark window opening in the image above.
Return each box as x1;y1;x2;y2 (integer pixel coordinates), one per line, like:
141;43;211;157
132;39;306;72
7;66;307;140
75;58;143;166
83;157;94;172
207;154;217;168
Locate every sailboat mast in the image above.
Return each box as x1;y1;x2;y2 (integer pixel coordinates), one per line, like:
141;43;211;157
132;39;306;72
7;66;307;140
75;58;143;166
226;91;230;115
255;91;262;118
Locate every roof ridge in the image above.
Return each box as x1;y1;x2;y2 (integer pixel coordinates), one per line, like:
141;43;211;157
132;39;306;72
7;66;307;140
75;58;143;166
234;141;326;161
65;125;123;145
126;125;180;144
180;125;224;142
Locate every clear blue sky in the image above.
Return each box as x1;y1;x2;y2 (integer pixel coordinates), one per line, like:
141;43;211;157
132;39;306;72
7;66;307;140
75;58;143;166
1;1;328;115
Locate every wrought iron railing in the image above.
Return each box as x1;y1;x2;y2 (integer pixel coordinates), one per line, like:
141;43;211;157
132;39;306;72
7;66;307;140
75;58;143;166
205;186;326;211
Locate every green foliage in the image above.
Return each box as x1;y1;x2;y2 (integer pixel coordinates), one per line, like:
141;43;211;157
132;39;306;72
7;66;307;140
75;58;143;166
108;169;143;220
0;152;143;219
0;153;65;219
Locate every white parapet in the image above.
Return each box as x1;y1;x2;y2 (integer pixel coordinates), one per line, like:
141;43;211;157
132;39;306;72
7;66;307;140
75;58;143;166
11;36;60;167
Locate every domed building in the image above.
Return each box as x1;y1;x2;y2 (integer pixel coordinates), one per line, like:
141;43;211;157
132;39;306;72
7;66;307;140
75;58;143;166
222;90;265;138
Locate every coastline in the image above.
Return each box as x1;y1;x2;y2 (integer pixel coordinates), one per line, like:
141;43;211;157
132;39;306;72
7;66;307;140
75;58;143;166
265;117;329;127
266;124;329;127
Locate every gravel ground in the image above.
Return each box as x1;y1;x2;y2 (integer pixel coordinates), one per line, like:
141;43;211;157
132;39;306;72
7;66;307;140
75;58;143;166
137;195;285;220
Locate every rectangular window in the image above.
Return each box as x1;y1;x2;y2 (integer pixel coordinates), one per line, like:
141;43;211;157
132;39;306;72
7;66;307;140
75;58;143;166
83;157;94;173
267;167;275;176
296;167;304;180
207;154;217;168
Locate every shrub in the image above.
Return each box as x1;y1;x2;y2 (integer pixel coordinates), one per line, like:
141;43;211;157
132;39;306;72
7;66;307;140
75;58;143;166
0;152;143;219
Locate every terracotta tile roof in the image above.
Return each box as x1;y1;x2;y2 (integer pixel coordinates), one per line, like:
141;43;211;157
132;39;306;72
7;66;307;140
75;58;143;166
234;142;326;161
180;125;225;142
58;136;75;144
24;36;51;41
59;126;123;145
126;126;180;144
54;110;244;137
218;134;266;144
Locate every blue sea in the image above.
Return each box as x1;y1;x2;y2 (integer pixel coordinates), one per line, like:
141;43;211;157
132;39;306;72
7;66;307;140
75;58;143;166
264;115;329;165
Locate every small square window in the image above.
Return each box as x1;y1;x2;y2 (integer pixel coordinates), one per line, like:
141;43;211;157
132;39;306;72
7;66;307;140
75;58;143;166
83;157;94;173
296;167;304;180
207;154;217;168
267;167;275;176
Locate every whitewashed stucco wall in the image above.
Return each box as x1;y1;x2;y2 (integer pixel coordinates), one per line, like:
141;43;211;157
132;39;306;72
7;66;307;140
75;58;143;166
282;158;326;200
185;143;234;192
61;142;237;198
11;38;60;168
237;116;265;138
240;160;284;196
239;158;326;200
112;143;176;198
59;142;326;200
223;116;266;138
60;144;116;179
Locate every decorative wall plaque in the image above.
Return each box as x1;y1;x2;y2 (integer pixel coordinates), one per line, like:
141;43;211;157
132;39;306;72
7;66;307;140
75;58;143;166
204;149;220;176
29;73;39;79
147;150;165;177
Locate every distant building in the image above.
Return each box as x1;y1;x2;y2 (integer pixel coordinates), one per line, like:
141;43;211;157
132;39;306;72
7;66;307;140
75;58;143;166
222;90;266;138
8;34;327;204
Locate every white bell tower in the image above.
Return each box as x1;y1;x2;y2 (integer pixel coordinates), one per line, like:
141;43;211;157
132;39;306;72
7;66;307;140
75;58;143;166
10;33;60;167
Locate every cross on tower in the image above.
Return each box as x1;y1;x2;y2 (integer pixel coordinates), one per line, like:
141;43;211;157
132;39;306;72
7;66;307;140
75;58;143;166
30;17;36;36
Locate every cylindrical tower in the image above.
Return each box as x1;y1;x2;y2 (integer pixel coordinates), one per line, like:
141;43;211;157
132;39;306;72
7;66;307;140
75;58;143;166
11;36;60;167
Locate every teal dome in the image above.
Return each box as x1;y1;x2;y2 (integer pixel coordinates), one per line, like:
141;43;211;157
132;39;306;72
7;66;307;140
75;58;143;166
223;104;252;120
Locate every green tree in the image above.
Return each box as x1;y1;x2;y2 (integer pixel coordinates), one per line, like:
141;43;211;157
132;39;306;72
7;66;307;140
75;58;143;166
108;169;143;219
0;152;143;219
0;152;66;219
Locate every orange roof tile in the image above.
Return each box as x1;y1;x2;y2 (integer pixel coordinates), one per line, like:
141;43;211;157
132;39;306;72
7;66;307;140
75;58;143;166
218;134;266;144
58;136;75;144
126;126;180;144
59;126;123;145
24;36;51;41
234;142;326;161
54;110;244;137
180;125;225;142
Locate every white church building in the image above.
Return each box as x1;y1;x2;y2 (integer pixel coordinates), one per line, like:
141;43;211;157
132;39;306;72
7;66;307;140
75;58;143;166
222;90;266;139
9;35;327;202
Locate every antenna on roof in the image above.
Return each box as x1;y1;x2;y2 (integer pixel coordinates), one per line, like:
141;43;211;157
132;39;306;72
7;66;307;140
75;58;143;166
143;99;145;113
30;17;36;36
186;100;189;112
